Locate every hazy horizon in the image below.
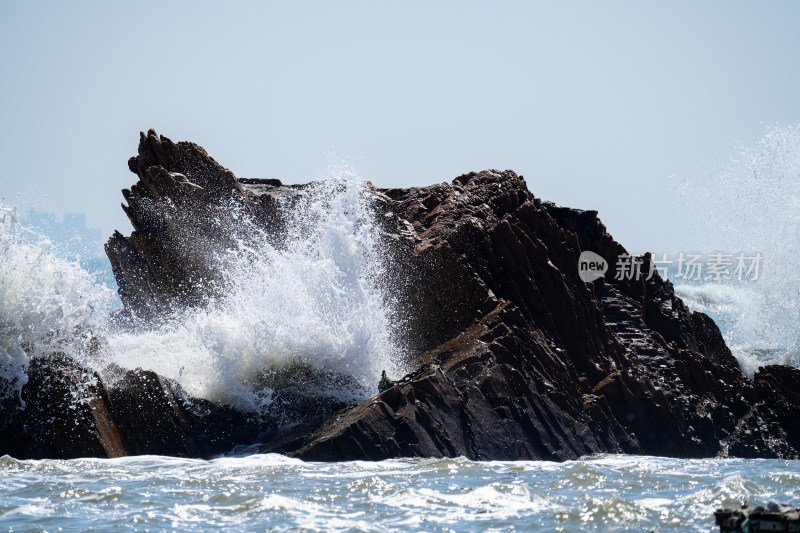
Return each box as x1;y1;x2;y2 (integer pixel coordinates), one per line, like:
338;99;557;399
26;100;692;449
2;1;800;254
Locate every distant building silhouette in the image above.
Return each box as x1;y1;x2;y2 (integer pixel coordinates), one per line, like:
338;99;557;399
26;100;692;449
24;209;104;259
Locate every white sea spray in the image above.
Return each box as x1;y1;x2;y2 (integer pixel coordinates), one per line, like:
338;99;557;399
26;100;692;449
101;169;401;412
674;124;800;374
0;206;115;404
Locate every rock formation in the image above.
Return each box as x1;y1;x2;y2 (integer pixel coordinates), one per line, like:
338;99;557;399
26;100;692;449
3;129;800;461
0;354;259;459
270;170;800;460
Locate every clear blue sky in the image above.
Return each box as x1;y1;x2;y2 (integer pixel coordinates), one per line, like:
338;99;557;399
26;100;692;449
2;1;799;252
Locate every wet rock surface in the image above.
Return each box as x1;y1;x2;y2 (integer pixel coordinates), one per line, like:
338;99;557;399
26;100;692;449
274;169;800;461
4;130;800;461
0;355;259;459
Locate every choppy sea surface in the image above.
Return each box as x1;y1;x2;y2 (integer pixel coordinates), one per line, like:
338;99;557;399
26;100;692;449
1;453;797;532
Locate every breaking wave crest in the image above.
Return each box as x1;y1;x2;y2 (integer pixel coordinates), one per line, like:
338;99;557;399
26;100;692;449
0;206;116;403
674;124;800;374
103;170;401;413
1;170;401;417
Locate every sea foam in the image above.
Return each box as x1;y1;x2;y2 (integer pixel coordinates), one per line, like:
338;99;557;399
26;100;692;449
101;169;401;413
1;169;401;416
674;124;800;374
0;206;115;403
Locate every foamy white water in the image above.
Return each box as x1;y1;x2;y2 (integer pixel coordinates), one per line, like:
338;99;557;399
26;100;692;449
0;206;116;403
674;124;800;374
675;281;800;375
1;453;798;532
1;170;401;417
103;171;400;412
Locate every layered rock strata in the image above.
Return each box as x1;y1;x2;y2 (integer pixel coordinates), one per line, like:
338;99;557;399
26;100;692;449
3;130;798;461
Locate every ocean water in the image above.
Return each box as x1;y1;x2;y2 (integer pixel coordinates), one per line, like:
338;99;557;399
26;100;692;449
2;454;798;532
673;281;797;376
668;124;800;376
3;127;800;530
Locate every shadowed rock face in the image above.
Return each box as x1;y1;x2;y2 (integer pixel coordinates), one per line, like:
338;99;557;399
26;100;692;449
105;130;302;321
272;170;800;461
0;355;259;459
4;130;800;461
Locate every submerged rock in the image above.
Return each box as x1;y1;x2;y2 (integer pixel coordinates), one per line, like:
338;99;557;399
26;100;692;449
4;129;800;461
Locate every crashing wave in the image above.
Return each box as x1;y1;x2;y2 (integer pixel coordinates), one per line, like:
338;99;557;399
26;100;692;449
0;206;115;404
0;169;401;422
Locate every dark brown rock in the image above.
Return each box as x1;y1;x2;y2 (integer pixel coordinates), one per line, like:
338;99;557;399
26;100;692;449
278;170;800;460
104;366;259;457
107;129;263;320
7;130;800;462
0;356;259;460
103;132;800;461
0;354;128;459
